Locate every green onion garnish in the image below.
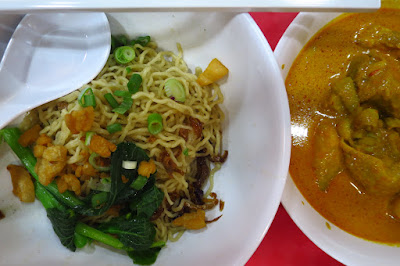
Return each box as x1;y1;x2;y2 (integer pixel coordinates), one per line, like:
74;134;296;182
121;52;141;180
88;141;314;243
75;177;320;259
107;123;122;134
113;90;131;98
78;87;96;107
114;46;135;64
91;191;108;207
183;148;189;156
127;74;142;94
104;93;119;109
164;78;186;102
85;131;95;146
115;34;128;46
147;113;163;135
130;36;151;47
126;67;132;73
89;152;111;172
113;97;133;115
130;175;148;190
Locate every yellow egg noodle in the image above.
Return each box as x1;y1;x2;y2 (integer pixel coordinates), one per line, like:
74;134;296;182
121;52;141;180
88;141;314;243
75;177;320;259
22;41;225;242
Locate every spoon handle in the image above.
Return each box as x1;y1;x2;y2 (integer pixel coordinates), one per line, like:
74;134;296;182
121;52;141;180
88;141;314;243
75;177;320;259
0;0;380;12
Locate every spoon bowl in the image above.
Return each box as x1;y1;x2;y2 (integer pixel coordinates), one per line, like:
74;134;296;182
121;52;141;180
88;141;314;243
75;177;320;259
0;12;110;129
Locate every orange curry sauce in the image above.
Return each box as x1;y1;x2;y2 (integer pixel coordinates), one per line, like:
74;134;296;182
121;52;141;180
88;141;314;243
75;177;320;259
287;9;400;243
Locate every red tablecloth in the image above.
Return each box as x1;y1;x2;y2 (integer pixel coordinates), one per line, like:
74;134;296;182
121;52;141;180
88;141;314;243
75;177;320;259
246;13;343;266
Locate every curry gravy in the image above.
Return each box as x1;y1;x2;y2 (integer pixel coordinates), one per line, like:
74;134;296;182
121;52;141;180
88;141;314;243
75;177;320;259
287;9;400;243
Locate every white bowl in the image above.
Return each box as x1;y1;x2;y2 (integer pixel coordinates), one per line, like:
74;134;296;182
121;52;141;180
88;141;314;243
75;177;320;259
0;12;291;265
275;12;400;266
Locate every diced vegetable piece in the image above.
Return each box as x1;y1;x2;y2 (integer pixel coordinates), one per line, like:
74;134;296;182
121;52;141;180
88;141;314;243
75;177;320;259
78;87;96;108
85;131;95;146
172;209;206;230
147;113;163;135
114;46;135;64
196;58;229;86
164;78;186;102
128;74;142;94
107;123;122;134
130;36;151;46
113;97;133;115
104;93;119;109
89;152;111;172
130;175;148;190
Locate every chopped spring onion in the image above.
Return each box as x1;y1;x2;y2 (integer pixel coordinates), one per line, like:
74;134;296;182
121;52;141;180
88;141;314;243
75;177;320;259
147;113;163;135
85;131;95;146
113;90;131;98
89;152;111;172
164;78;186;102
112;97;133;115
104;93;119;109
78;87;96;107
101;177;111;184
114;46;135;64
130;36;151;47
130;175;148;190
88;177;111;192
183;148;189;156
127;74;142;94
91;191;108;207
115;34;129;46
122;160;138;170
126;67;132;73
107;123;122;134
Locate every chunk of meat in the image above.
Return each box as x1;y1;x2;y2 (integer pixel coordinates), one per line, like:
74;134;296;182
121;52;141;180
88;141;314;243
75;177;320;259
35;145;68;186
341;140;400;195
313;120;344;191
88;135;116;158
138;160;156;178
331;77;359;114
172;209;206;230
7;165;35;202
65;106;95;134
356;25;400;50
56;174;81;195
18;124;41;147
196;58;229;86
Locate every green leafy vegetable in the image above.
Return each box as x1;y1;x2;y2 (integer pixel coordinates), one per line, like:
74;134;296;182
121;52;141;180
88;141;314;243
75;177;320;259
1;128;165;264
99;215;156;250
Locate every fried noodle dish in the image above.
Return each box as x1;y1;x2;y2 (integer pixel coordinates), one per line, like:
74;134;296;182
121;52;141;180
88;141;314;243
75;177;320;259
2;35;228;264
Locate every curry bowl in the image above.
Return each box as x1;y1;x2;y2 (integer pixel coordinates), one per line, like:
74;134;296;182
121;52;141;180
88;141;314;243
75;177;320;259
275;9;400;265
0;12;291;265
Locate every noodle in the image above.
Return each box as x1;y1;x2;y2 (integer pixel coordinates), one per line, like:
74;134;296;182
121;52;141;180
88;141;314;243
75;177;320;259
24;40;225;242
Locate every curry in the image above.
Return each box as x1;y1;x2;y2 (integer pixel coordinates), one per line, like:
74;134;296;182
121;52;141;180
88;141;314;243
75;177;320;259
287;8;400;243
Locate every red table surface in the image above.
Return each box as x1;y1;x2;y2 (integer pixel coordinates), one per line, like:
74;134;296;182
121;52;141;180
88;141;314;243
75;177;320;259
246;13;343;266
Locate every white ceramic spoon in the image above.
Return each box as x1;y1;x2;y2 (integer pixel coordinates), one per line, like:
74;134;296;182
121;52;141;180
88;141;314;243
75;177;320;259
0;12;111;129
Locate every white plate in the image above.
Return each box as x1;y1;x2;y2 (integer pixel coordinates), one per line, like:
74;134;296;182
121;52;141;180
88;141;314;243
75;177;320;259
275;12;400;266
0;12;291;265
